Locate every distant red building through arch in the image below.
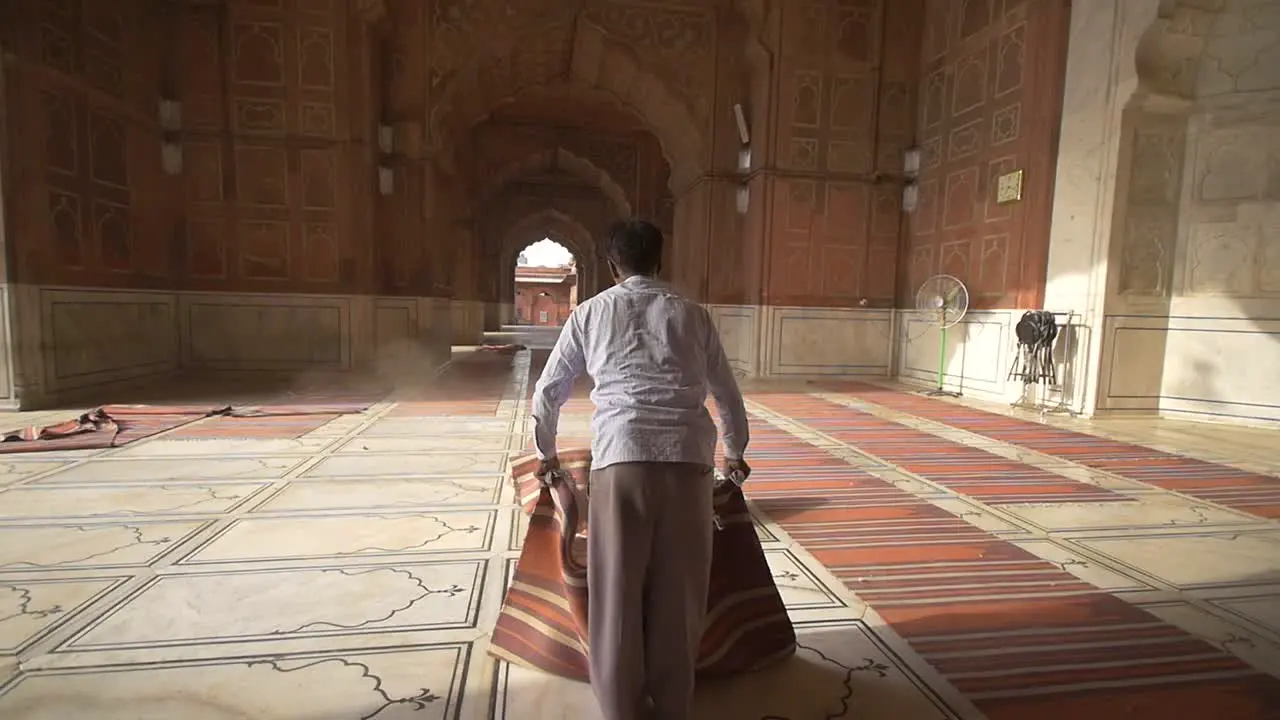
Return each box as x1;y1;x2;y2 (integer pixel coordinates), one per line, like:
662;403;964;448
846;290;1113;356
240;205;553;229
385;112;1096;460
514;263;578;327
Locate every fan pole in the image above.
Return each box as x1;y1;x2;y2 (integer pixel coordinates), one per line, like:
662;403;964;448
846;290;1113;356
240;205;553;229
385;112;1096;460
936;325;947;392
926;322;962;398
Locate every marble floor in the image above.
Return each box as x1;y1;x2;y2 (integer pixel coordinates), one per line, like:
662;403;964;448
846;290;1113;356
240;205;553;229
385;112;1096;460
0;349;1279;718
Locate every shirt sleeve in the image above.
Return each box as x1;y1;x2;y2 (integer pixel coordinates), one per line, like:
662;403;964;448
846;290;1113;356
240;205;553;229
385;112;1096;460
531;309;587;460
703;311;749;460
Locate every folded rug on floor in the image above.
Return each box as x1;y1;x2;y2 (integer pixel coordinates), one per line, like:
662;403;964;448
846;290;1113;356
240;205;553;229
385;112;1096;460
0;401;372;454
479;344;527;355
491;449;796;681
0;405;231;454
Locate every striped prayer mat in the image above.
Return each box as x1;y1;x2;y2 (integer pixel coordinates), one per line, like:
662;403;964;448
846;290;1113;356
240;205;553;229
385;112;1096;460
0;405;229;453
740;416;1280;719
491;449;797;681
751;393;1126;505
834;382;1280;519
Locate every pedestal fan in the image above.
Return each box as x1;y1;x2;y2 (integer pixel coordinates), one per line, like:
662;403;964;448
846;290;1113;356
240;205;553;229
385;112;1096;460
914;274;969;397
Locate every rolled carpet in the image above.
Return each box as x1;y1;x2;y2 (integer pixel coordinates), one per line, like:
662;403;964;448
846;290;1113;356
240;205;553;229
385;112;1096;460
490;448;797;681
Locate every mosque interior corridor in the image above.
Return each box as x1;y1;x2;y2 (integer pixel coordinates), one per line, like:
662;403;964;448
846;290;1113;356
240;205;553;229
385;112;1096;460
4;0;1280;716
0;347;1278;718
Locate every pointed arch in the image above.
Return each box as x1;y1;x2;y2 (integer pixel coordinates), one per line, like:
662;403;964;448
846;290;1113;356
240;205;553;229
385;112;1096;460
429;20;705;191
498;209;600;311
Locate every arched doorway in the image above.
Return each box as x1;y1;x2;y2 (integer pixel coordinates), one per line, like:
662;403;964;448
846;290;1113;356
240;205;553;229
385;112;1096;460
512;237;579;328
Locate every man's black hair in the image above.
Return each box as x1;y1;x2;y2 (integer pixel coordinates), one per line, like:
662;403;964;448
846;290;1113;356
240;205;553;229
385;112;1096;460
605;218;664;277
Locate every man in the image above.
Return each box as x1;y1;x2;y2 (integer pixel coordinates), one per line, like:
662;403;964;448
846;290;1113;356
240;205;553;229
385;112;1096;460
531;218;751;720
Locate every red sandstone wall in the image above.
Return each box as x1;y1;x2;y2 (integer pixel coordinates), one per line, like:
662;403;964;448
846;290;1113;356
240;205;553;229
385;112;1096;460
903;0;1069;310
172;0;375;295
515;282;572;327
1;0;381;295
2;1;172;288
757;0;925;309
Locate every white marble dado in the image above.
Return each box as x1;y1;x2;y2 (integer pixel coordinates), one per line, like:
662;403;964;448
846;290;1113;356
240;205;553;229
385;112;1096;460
36;288;179;393
893;309;1090;406
0;284;15;405
1100;313;1280;422
707;305;892;378
181;293;350;371
6;287;452;405
1090;3;1280;425
451;300;487;346
707;304;761;377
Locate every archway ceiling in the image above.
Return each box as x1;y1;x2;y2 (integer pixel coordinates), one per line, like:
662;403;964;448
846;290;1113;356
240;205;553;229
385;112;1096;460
427;13;709;189
486;86;648;131
473;148;634;217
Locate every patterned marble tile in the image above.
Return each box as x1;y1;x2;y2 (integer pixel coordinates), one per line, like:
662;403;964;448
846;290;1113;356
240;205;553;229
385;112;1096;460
334;435;518;454
62;560;487;650
489;619;963;719
359;418;516;436
301;453;509;478
0;522;209;571
0;461;71;488
0;484;270;520
996;495;1258;534
1069;530;1280;590
253;477;504;512
110;437;336;458
0;577;127;653
766;548;848;611
32;457;306;484
176;511;497;565
0;643;471;718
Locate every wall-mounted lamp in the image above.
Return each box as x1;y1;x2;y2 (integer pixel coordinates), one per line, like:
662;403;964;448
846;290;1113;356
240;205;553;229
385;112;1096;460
159;99;182;131
158;98;183;176
732;103;750;146
376;123;395;195
735;184;750;215
377;123;394;155
161;143;183;176
903;146;921;179
377;165;394;196
737;146;752;173
902;183;919;213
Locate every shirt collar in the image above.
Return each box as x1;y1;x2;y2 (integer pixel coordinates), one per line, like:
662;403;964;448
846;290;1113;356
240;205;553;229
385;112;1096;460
620;274;665;290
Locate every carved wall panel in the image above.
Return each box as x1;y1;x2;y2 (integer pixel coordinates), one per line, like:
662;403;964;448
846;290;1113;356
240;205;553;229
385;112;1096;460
1115;116;1186;298
5;0;169;288
173;0;370;294
764;0;924;308
581;0;716;126
903;0;1069;309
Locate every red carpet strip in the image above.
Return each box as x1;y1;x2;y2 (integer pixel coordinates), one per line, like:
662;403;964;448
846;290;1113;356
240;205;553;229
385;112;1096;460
742;416;1280;719
831;382;1280;519
750;393;1125;505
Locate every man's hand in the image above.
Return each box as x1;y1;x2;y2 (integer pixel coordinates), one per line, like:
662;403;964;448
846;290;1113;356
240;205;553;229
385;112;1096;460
723;458;751;486
537;456;561;485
